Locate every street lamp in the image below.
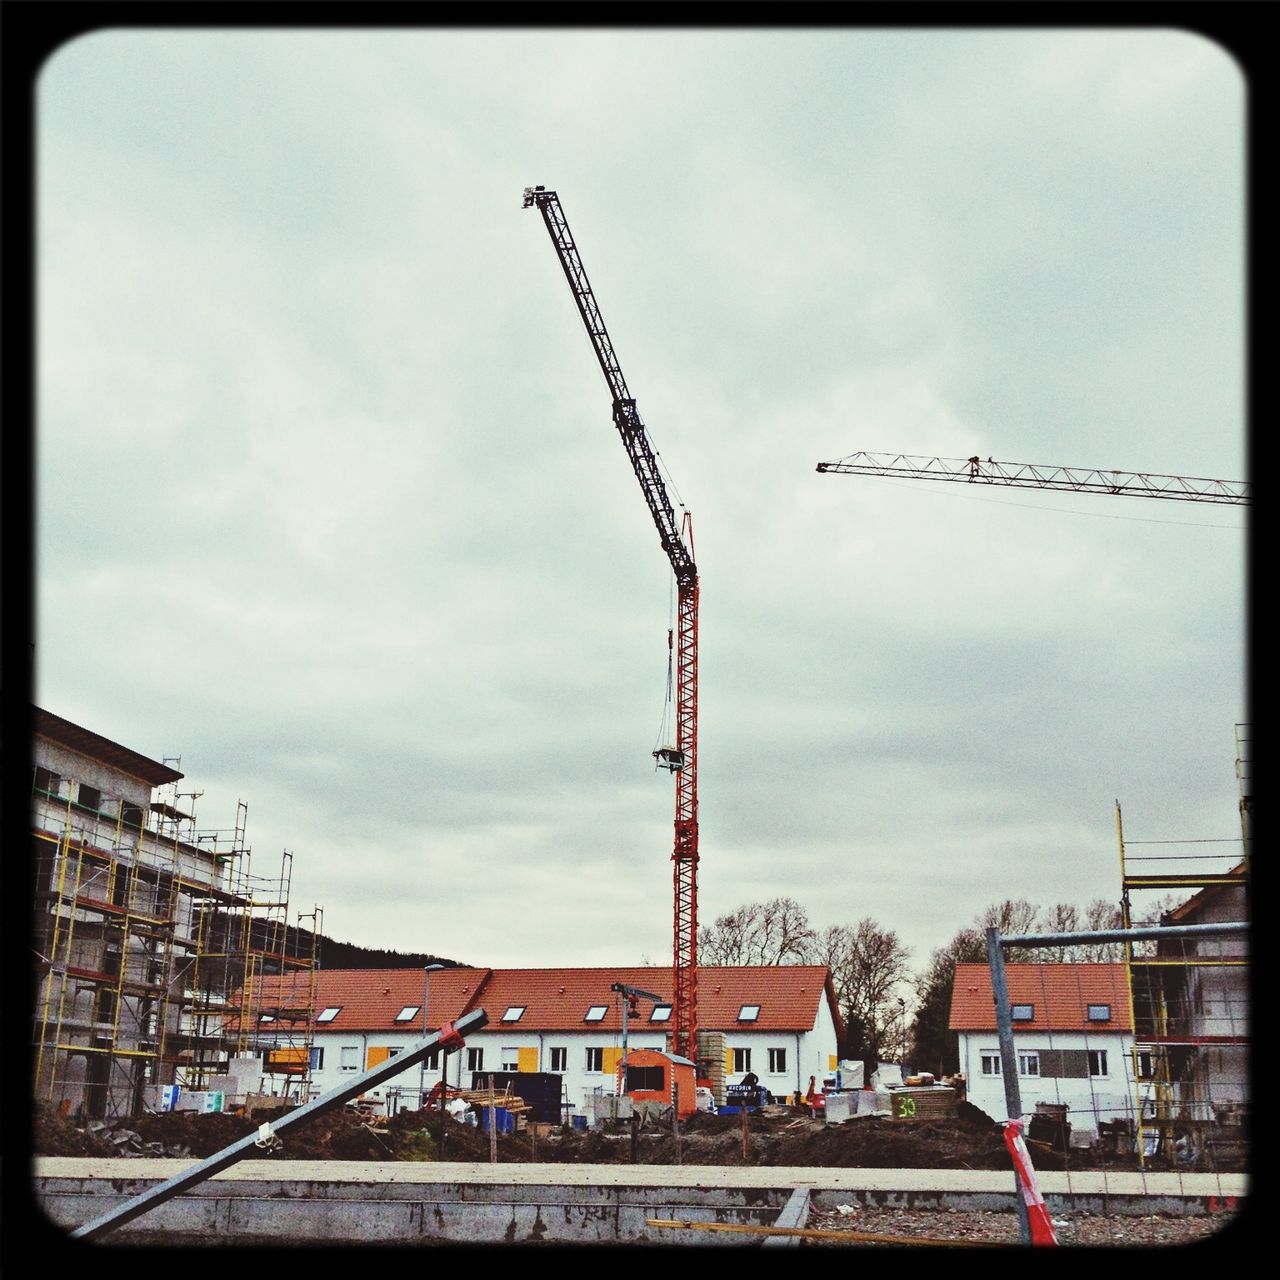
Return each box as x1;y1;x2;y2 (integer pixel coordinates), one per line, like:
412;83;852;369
420;964;444;1108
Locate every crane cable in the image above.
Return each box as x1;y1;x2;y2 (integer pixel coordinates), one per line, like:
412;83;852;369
652;576;677;765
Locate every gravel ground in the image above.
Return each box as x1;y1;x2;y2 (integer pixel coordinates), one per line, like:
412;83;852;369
802;1203;1245;1248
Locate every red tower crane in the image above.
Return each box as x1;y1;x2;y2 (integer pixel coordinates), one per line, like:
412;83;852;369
523;186;701;1063
815;452;1250;505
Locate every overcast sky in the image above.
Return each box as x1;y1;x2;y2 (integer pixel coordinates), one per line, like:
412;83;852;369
35;25;1247;979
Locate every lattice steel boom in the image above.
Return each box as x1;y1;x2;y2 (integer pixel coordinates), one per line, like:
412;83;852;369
816;452;1250;505
523;186;700;1062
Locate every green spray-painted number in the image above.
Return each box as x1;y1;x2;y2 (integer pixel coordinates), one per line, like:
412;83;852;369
896;1095;917;1118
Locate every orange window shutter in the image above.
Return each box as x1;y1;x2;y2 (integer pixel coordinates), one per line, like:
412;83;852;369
366;1046;391;1070
603;1047;622;1075
518;1047;538;1073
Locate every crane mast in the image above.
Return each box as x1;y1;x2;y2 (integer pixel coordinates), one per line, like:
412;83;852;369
816;452;1250;505
523;186;700;1062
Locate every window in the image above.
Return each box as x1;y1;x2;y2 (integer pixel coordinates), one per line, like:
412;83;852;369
388;1047;402;1058
737;1004;761;1022
501;1047;519;1072
1137;1051;1154;1080
549;1047;567;1072
33;766;60;795
1018;1052;1040;1077
733;1048;752;1073
394;1005;420;1023
980;1053;1002;1077
78;783;101;811
121;803;144;829
259;1014;275;1024
1010;1004;1034;1022
1087;1050;1109;1078
626;1065;664;1091
317;1007;341;1023
340;1046;359;1072
584;1005;608;1023
768;1048;787;1074
1086;1004;1111;1023
649;1004;672;1023
309;1046;324;1071
467;1047;484;1072
501;1006;526;1023
585;1047;604;1072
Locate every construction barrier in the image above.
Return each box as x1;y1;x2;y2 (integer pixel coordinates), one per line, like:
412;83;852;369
1002;1119;1059;1247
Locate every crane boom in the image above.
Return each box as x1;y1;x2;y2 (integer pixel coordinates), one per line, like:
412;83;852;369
524;185;700;1063
816;452;1250;506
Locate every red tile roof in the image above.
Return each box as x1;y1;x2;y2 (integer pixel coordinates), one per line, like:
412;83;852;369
475;966;839;1035
948;963;1133;1033
235;965;840;1036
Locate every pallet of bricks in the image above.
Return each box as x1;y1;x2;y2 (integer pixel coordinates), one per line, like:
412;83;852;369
889;1086;957;1121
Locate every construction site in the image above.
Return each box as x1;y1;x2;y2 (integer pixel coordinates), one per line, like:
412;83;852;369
28;187;1250;1249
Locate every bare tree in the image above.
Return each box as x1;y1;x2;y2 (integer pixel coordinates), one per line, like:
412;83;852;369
697;897;815;966
1037;903;1081;960
809;918;911;1061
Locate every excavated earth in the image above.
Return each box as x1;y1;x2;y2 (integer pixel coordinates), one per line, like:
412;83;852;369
31;1098;1240;1172
31;1102;1247;1247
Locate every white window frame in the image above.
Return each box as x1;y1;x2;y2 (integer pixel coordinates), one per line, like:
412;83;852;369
1018;1051;1040;1077
767;1047;786;1074
737;1004;761;1023
549;1046;567;1072
501;1006;526;1023
733;1047;752;1073
1087;1049;1109;1078
467;1047;484;1072
394;1005;420;1023
649;1004;672;1023
317;1007;341;1023
980;1052;1001;1077
309;1046;324;1071
585;1047;604;1073
584;1005;608;1023
500;1047;519;1072
340;1045;360;1072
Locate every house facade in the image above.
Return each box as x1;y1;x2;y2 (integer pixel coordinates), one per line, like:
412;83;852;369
243;965;842;1118
949;962;1135;1140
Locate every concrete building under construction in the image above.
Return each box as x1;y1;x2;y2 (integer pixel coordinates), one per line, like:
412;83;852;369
30;708;320;1122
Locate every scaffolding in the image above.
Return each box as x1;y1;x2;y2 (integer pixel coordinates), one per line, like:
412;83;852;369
31;747;319;1122
1117;724;1250;1169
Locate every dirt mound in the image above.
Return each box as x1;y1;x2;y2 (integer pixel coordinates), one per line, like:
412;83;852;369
30;1099;1168;1174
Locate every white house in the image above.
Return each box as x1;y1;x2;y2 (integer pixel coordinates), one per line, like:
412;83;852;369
949;962;1135;1141
238;964;843;1118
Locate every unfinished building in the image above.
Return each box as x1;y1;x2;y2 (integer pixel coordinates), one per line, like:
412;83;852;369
31;707;320;1122
1118;722;1250;1167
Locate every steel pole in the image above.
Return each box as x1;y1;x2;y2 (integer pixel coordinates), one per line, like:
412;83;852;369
71;1008;488;1241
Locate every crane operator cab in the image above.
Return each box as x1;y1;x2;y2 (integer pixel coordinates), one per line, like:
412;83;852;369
653;746;685;772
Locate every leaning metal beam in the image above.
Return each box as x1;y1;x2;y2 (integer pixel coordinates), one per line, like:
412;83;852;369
70;1008;490;1241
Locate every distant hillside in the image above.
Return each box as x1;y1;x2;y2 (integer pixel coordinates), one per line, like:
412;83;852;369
313;935;464;971
247;918;464;972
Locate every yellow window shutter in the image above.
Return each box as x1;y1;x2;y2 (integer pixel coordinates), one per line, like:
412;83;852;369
725;1047;734;1074
366;1046;391;1070
828;1054;838;1071
602;1047;622;1075
518;1047;538;1073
